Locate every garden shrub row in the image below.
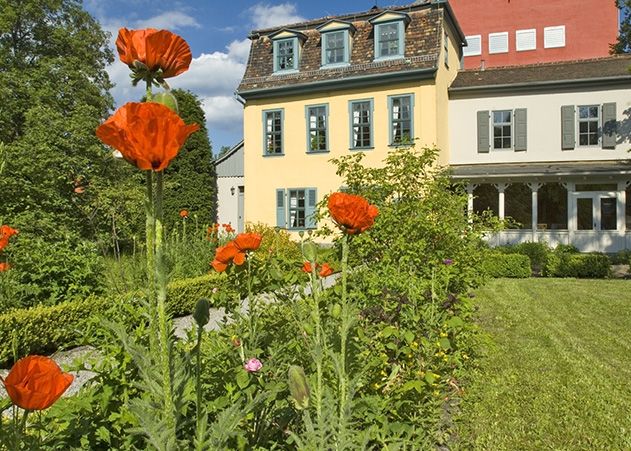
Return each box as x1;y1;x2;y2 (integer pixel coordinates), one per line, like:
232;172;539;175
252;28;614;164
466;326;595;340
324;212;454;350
0;273;228;365
482;253;531;278
491;241;613;279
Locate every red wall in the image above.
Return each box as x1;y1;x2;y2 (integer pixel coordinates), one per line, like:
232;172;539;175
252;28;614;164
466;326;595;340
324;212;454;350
450;0;619;69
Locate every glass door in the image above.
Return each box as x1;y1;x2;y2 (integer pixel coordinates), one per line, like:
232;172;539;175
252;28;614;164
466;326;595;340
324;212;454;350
574;193;617;231
576;196;594;230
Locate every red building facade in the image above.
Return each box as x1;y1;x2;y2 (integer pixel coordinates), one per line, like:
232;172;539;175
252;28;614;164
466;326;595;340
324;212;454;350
450;0;619;69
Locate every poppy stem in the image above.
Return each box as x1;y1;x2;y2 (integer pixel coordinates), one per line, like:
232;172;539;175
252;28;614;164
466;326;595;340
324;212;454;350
154;171;176;435
338;234;349;420
145;171;155;291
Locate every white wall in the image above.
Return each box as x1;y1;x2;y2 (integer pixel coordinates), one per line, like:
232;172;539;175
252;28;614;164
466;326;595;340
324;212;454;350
217;176;243;229
450;87;631;165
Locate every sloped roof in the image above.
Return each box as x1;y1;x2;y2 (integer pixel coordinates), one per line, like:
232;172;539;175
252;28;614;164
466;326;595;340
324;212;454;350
237;1;463;97
450;160;631;180
450;56;631;92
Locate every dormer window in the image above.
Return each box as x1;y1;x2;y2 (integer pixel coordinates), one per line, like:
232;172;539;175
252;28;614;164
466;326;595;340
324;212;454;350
369;11;410;61
270;29;306;73
316;20;355;68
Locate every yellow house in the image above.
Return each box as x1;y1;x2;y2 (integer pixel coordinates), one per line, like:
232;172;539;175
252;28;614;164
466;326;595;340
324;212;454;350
236;1;464;233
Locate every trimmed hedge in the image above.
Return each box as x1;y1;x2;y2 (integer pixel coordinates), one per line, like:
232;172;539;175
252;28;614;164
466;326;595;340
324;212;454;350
0;273;228;365
544;253;611;278
483;253;531;278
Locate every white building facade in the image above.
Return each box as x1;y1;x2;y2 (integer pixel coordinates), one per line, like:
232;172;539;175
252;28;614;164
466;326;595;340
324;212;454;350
449;56;631;252
214;140;245;233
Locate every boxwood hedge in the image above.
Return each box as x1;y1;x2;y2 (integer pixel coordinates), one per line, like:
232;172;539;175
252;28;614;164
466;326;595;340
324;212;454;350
482;253;532;278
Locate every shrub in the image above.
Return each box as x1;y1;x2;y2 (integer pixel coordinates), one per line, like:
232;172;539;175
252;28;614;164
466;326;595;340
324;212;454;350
544;253;611;278
513;241;550;274
482;253;531;278
608;250;631;265
0;273;227;364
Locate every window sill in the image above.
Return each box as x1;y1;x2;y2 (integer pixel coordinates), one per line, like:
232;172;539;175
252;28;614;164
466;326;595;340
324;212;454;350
306;150;330;154
320;63;350;69
263;152;285;157
350;146;374;151
374;55;405;62
272;69;299;75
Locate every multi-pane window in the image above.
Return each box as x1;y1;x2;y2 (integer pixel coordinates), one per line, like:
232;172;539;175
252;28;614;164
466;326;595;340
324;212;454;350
324;31;346;65
350;100;372;149
307;105;327;152
389;95;413;145
493;110;512;149
264;110;282;155
444;30;449;67
288;189;306;229
578;105;599;146
376;22;402;58
275;39;296;71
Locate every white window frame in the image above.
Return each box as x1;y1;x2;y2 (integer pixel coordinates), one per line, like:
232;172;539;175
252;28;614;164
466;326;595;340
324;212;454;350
492;110;513;150
463;35;482;56
577;104;600;147
263;109;284;155
516;29;536;51
488;32;509;54
544;25;565;49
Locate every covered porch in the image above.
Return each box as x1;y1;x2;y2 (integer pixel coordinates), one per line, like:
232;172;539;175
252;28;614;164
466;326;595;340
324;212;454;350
451;161;631;253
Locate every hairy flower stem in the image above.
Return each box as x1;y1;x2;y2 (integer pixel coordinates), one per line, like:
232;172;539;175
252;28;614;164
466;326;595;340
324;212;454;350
154;172;176;435
247;256;256;349
145;171;155;290
309;260;324;427
195;322;203;432
339;235;349;420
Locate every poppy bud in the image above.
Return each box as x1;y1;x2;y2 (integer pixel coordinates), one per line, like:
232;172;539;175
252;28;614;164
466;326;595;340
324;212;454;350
193;298;210;327
303;323;314;335
288;366;310;410
152;91;179;114
331;303;341;318
301;241;318;263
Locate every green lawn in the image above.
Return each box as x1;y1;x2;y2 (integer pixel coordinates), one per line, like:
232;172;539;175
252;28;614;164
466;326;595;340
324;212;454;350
454;278;631;450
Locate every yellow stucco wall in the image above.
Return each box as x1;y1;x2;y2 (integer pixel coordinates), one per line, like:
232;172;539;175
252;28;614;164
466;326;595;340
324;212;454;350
242;17;457;233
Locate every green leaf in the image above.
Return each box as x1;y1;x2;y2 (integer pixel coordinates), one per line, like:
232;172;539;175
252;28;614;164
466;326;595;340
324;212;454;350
403;330;414;344
236;370;249;389
400;380;424;394
446;316;464;329
440;338;452;350
382;326;398;338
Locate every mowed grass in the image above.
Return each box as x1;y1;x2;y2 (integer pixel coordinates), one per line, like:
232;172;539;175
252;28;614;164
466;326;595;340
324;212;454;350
454;278;631;450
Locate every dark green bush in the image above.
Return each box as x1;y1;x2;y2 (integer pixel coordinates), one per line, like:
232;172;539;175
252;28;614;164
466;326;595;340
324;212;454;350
544;253;611;278
608;250;631;265
514;242;550;274
482;253;531;278
0;273;227;364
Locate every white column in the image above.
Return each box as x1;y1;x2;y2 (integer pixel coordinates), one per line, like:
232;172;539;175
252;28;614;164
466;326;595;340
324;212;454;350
564;182;574;246
495;183;507;220
528;183;542;242
617;182;626;232
466;184;477;218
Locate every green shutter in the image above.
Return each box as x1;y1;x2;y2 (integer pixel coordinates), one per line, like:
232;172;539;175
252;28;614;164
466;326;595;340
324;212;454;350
561;105;575;150
514;108;527;151
305;188;317;229
602;102;617;149
276;189;286;228
477;110;490;153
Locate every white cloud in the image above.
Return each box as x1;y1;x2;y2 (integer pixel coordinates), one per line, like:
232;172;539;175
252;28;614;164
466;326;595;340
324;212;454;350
134;11;200;30
247;3;305;29
201;96;244;133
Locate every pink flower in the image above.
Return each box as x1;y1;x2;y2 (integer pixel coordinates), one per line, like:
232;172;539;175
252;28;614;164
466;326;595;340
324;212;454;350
244;358;262;373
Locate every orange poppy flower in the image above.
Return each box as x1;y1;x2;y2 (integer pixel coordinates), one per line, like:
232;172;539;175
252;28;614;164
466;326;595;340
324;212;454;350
0;262;10;272
211;241;244;272
234;233;262;252
0;225;18;251
327;192;379;235
302;261;313;273
1;355;73;411
96;102;199;172
116;28;192;79
319;263;334;277
179;209;189;218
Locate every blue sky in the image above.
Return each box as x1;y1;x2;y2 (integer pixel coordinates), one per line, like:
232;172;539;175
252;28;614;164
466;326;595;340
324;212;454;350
84;0;380;153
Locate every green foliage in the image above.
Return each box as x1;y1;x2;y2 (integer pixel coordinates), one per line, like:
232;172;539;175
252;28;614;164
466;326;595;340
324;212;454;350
544;252;612;278
611;0;631;54
2;230;105;309
162;89;217;231
482;253;531;278
0;273;227;364
609;249;631;265
327;146;494;292
495;241;550;274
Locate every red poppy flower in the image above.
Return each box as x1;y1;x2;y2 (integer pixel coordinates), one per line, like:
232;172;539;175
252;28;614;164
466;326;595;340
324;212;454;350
1;355;73;411
234;233;262;252
96;102;199;172
211;241;245;272
327;192;379;235
179;209;189;218
302;261;313;273
0;262;10;272
0;225;18;251
116;28;192;79
319;263;333;277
